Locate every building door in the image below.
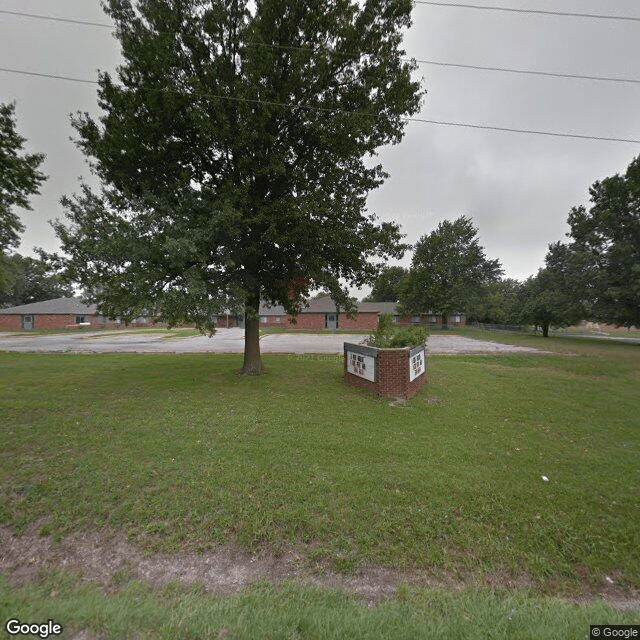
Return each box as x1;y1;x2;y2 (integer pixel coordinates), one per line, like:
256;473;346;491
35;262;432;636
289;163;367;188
22;315;34;330
325;313;338;329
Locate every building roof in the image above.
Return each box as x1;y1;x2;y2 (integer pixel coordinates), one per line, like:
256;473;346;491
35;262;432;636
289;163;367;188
258;302;287;316
0;297;97;315
357;301;398;314
259;296;398;315
303;295;399;314
1;295;463;318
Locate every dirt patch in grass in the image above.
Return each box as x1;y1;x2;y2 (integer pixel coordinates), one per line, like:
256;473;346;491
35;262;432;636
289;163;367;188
2;523;638;610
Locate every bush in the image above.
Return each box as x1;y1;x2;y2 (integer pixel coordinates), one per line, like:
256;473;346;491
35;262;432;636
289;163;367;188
367;314;428;348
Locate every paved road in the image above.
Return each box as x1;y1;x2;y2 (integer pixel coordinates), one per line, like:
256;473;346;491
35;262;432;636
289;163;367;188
0;328;542;354
556;333;640;345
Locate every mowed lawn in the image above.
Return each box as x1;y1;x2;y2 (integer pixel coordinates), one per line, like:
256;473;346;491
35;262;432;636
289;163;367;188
1;334;639;596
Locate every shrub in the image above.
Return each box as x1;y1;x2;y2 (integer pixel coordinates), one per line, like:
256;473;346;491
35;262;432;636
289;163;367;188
367;314;428;348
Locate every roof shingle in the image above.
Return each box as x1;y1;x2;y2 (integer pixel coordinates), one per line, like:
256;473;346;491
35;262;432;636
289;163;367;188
0;297;97;315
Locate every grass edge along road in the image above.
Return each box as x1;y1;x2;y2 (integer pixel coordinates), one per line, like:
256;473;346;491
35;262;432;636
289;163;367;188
1;332;639;636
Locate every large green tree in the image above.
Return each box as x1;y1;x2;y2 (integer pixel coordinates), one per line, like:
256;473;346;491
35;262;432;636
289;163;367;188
563;155;640;327
53;0;422;373
518;243;588;337
466;277;522;325
400;216;502;326
0;102;47;288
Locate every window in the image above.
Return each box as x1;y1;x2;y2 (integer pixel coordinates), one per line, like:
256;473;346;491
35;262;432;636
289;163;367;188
393;315;400;323
260;316;268;324
453;315;461;324
75;315;86;324
429;315;438;324
411;315;421;324
275;316;282;323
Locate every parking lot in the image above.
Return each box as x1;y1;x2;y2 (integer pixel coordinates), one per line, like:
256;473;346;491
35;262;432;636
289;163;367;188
0;328;542;354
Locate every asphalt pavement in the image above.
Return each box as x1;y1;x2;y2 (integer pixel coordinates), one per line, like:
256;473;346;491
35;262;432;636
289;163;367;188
0;328;543;354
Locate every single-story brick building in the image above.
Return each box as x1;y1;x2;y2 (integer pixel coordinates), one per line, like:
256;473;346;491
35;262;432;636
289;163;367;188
258;295;465;330
0;295;465;331
0;297;163;330
0;297;115;331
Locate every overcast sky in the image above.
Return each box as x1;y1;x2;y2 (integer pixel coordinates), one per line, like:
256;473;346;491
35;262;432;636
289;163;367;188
2;0;639;297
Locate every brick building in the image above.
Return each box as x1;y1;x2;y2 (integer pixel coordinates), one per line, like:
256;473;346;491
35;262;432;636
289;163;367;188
259;295;466;330
0;297;119;331
0;295;466;331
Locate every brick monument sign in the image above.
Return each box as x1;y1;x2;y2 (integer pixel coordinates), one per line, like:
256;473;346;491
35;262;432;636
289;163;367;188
343;342;427;399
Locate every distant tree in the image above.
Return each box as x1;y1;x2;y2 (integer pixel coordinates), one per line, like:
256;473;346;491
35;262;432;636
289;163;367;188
53;0;422;374
467;278;522;325
0;253;73;308
562;155;640;327
519;244;588;337
400;216;503;326
0;102;47;288
364;266;408;302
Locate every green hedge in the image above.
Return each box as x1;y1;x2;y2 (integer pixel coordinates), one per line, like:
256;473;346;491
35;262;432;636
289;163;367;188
367;313;428;348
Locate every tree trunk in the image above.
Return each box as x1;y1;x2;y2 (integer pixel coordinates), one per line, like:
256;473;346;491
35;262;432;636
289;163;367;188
241;290;263;374
442;313;449;330
542;322;550;338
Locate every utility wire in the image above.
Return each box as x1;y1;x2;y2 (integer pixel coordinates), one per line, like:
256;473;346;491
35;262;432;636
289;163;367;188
413;2;640;23
3;9;640;85
413;58;640;85
0;9;112;29
4;5;640;26
0;67;98;85
248;41;640;85
1;66;638;144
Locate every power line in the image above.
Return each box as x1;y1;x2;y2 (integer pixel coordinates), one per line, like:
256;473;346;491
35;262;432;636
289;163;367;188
249;42;640;85
0;67;98;85
0;9;112;29
413;58;640;85
413;2;640;22
2;66;638;144
407;117;640;143
4;5;640;27
3;9;640;85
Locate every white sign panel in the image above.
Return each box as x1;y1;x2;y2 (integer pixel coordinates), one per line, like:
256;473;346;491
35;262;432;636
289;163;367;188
347;351;376;382
409;349;425;381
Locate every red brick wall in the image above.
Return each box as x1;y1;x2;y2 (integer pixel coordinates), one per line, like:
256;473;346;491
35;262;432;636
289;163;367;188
344;345;427;399
0;313;122;330
37;314;78;329
395;314;466;327
260;312;380;330
0;315;22;330
339;313;379;330
283;313;327;330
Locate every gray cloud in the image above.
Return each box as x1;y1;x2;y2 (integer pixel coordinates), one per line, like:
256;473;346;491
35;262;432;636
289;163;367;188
2;0;639;294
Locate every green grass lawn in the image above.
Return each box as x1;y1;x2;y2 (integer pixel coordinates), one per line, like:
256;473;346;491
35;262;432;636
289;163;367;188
2;573;638;640
1;333;638;636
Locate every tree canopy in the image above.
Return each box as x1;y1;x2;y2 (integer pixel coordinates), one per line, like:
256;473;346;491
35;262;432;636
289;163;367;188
364;265;408;302
0;253;74;308
563;155;640;327
466;277;522;325
518;243;588;337
0;102;47;288
54;0;423;373
399;216;502;324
